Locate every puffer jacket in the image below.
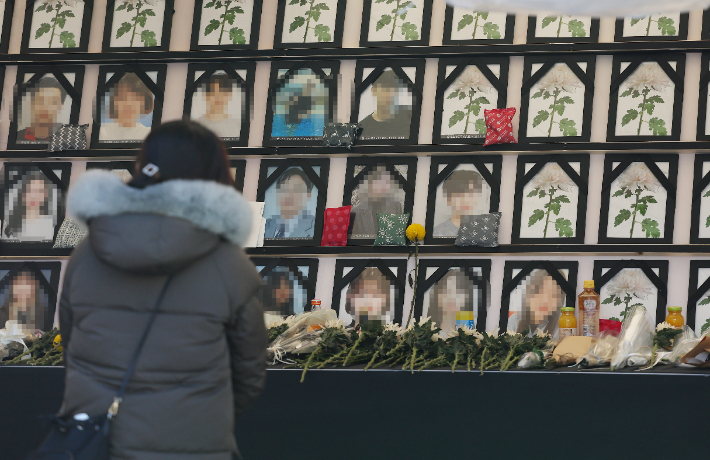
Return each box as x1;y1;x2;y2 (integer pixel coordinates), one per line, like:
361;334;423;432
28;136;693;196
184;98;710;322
58;170;267;460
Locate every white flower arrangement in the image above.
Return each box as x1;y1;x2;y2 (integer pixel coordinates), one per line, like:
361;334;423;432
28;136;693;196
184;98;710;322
656;321;675;332
535;328;551;338
431;333;442;342
384;322;402;333
323;319;345;329
486;327;500;338
505;329;521;337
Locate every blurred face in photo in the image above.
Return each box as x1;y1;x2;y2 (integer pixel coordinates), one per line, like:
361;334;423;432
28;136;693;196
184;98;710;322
277;174;311;220
204;80;233;120
31;87;63;128
526;273;563;325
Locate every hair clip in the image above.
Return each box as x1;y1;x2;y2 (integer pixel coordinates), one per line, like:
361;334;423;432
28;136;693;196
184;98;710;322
142;163;159;177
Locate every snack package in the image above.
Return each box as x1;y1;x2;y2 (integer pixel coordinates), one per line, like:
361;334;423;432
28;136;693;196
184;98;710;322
681;336;710;367
610;305;653;370
552;336;594;366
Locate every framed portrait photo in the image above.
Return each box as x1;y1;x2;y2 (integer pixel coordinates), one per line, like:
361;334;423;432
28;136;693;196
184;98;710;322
102;0;174;51
687;261;710;335
425;155;501;245
0;261;62;333
607;54;685;142
413;259;491;333
351;60;425;146
499;260;578;337
442;7;513;45
332;259;407;327
615;13;688;42
191;0;262;50
274;0;345;49
0;0;14;54
9;66;84;150
511;154;589;244
360;0;432;47
0;163;72;249
251;258;318;316
21;0;93;53
593;259;668;326
689;154;710;244
695;53;710;141
184;63;254;147
344;156;417;245
526;15;598;43
91;65;167;149
518;55;595;143
433;58;509;145
598;154;677;245
263;61;339;147
256;158;329;246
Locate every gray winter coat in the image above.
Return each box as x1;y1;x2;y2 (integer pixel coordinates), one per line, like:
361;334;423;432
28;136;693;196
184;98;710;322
58;171;267;460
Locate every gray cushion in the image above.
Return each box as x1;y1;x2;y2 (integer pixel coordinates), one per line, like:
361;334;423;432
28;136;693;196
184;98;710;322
455;213;502;247
322;123;361;149
47;124;89;152
53;219;87;249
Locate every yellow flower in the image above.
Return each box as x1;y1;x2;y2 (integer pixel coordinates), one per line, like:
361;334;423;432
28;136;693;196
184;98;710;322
406;224;425;242
53;334;63;352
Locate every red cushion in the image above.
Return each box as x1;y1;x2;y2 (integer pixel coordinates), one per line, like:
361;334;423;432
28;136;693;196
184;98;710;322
483;107;517;146
321;206;352;246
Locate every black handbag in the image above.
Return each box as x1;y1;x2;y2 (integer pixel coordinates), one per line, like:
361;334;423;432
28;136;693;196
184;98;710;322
27;275;174;460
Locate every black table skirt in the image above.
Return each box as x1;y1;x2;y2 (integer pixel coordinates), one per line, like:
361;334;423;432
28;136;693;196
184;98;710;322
2;365;710;460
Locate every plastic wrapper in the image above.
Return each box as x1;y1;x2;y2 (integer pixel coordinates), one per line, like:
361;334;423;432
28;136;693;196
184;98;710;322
518;340;558;369
267;309;339;364
576;333;619;368
0;320;30;358
610;306;653;370
667;326;699;365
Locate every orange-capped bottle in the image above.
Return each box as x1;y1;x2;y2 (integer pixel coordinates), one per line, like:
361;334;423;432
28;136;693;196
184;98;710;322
578;280;600;337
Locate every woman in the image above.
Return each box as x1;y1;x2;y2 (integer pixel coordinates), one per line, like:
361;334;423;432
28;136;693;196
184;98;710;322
509;269;565;337
0;270;46;333
3;170;56;242
99;73;154;142
59;120;266;459
343;268;391;326
259;271;296;316
427;269;476;332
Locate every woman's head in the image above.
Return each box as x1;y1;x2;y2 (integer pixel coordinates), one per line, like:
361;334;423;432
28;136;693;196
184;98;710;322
344;267;391;325
109;73;154;126
4;170;53;238
259;271;295;315
523;270;565;327
5;270;43;330
130;120;234;189
428;270;474;329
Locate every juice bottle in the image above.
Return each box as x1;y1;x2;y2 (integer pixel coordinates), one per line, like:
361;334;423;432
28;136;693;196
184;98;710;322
455;311;474;329
578;280;600;337
666;306;684;328
559;307;577;339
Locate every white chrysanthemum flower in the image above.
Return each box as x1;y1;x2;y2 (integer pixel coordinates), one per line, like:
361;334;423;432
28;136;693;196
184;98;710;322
265;318;287;329
624;62;672;93
534;64;582;94
529;163;576;192
450;325;484;339
384;323;402;333
505;329;521;336
323;319;344;329
486;328;500;338
431;333;442;342
615;163;662;192
451;67;493;94
656;321;675;332
606;268;655;300
535;328;551;338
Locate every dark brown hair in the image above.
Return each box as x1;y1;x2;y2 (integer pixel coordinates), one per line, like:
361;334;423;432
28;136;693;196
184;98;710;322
109;73;154;119
442;170;483;198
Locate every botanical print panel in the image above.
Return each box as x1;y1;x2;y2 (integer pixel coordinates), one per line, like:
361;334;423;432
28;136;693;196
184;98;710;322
606;162;668;240
534;15;592;39
109;0;166;48
694;267;710;335
440;65;499;140
337;266;398;327
366;0;424;43
450;9;507;41
520;163;579;239
600;267;659;326
621;13;681;37
527;63;586;138
507;268;569;337
28;0;85;49
615;62;675;137
281;0;338;44
697;162;710;239
198;0;255;46
432;164;492;238
421;267;484;333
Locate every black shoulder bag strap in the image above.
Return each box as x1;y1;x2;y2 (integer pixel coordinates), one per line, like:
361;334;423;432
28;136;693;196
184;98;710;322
107;274;174;420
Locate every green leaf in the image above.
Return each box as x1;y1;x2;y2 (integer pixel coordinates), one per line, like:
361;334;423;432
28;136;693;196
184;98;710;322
625;189;633;199
310;9;322;21
204;19;220;36
289;0;299;4
56;17;66;28
226;27;245;44
567;19;586;37
316;3;331;10
448;110;466;128
648;117;667;136
550;202;561;215
136;15;147;27
614;209;631;227
528;209;545;227
637;202;647;216
35;23;51;39
224;12;235;24
539;190;546;198
541;16;558;28
705;189;710;197
602;297;614;304
642;196;657;203
557;96;574;105
474;118;487;135
609;317;620;322
558;118;577;137
556;195;570;203
621;109;639;126
699;296;710;305
702;318;710;335
706;214;710;228
473;96;490;105
313;24;332;42
531;90;544;99
457;14;474;31
289;16;305;33
620;89;632;97
482;22;500;39
35;4;47;12
630;17;643;26
401;22;419;40
117;22;133;39
656;16;676;36
116;3;128;11
555;218;573;237
478;12;489;20
447;90;460;100
140;30;158;47
613;189;625;197
233;6;245;14
641;218;661;238
376;14;392;31
532;110;549;128
126;4;134;12
527;188;540;197
647;95;664;105
204;1;216;8
62;11;76;18
59;31;76;48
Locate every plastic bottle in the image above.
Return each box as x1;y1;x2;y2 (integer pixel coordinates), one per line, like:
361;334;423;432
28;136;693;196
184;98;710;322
578;280;600;337
665;306;684;328
559;307;577;339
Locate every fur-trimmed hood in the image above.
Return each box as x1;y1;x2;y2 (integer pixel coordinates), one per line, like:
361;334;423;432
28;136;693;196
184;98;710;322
67;171;253;273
